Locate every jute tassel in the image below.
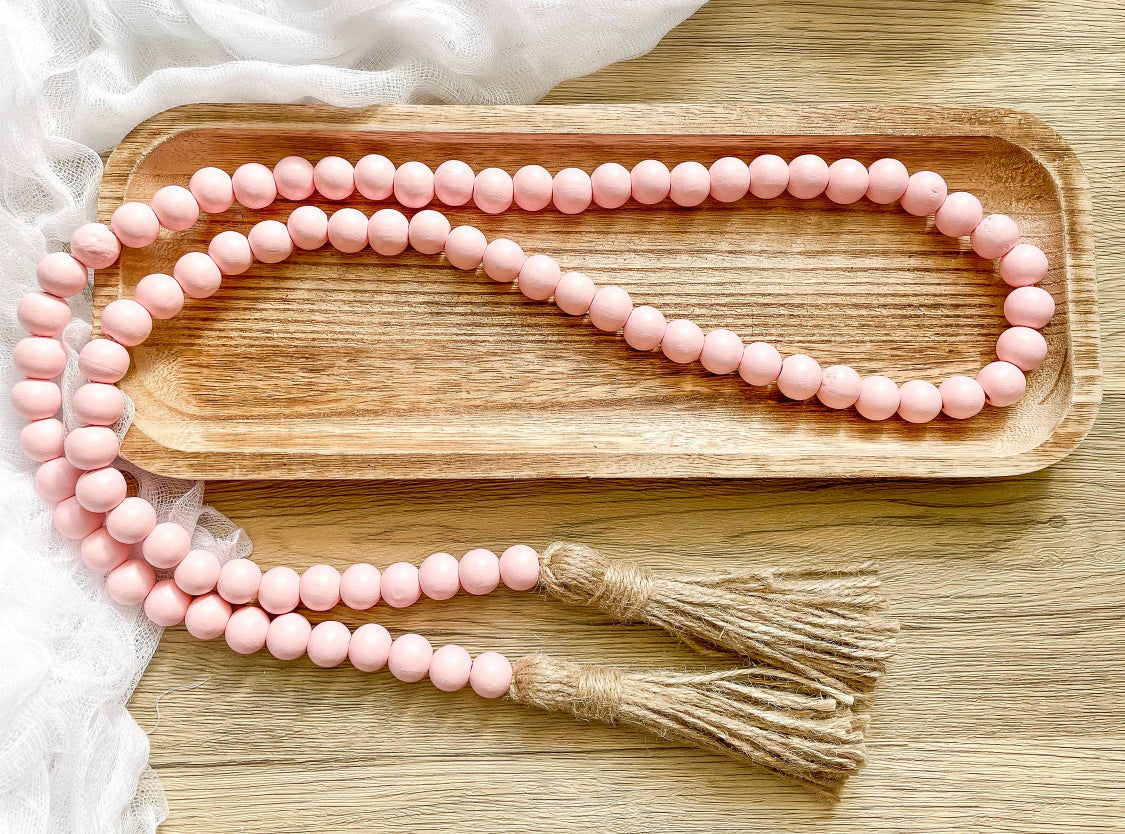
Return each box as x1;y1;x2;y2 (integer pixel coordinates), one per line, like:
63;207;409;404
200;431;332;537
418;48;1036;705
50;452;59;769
537;543;898;701
508;654;869;796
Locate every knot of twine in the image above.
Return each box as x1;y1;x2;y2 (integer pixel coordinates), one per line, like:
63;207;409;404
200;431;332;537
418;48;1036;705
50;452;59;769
540;542;655;622
510;655;627;724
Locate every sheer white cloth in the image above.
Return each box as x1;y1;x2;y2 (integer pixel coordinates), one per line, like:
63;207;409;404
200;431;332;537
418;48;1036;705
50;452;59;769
0;0;704;830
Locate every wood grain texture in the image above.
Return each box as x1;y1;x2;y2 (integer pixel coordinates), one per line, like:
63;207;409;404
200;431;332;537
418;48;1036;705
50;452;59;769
96;104;1099;479
127;0;1125;831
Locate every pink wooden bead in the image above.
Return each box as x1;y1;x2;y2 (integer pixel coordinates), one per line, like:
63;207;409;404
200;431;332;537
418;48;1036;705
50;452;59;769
150;185;200;231
996;326;1048;371
444;225;487;270
259;565;300;614
999;243;1048;287
64;425;119;470
225;606;270;655
73;382;125;425
248;220;293;263
777;354;823;400
106;559;156;606
934;192;984;237
307;621;351;668
217;557;262;605
623;305;667;351
434;160;475;206
69;224;120;270
79;339;130;384
173;252;222;299
590;162;632;209
407;209;451;255
207;231;253;275
518;254;562;301
389;633;433;683
499;544;540;591
368;209;409;256
185;593;232;641
855;375;901;421
53;496;104;539
287;206;329;250
1004;286;1055;328
134;273;185;320
817;364;862;409
669;161;711;207
313;156;355;201
738;342;783;386
553;168;593;214
825;159;870;205
473;167;514;214
971;214;1020;259
100;299;152;346
110;202;160;248
174;549;222;595
429;644;472;692
340;563;381;610
588;286;633;332
381;561;421;608
18;291;71;337
900;171;948;217
939;375;986;420
708;157;750;203
700;328;744;374
189;167;234;214
354;154;395;200
143;579;191;627
419;552;460;600
865;158;910;204
469;651;512;699
35;457;82;502
748;154;790;199
232;162;277;209
630;160;670;205
272;156;315;201
74;467;127;513
897;379;942;423
326;208;370;254
80;527;131;573
37;252;88;297
394;161;435;208
787;154;829;199
513;164;555;211
662;319;705;364
19;418;64;462
141;521;191;568
482;238;525;283
266;612;312;661
300;564;341;611
554;272;597;316
11;379;61;421
348;623;392;672
106;496;156;545
14;336;67;379
459;548;500;595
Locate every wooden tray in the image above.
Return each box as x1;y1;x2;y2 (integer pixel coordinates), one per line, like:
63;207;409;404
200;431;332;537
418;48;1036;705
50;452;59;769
95;104;1100;480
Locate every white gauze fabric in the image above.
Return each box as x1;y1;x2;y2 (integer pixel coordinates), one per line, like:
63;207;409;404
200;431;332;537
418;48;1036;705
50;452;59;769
0;1;705;831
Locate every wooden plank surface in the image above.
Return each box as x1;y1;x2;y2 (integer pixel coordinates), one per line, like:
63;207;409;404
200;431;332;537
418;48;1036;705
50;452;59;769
128;0;1125;831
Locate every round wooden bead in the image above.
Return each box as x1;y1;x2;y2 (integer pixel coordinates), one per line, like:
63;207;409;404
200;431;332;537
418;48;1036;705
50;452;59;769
327;208;370;253
380;562;421;608
73;382;126;425
19;418;64;462
499;544;540;591
407;209;451;255
11;379;62;420
388;633;433;683
174;549;222;595
106;497;157;545
225;606;271;655
817;365;862;409
287;205;329;250
349;623;393;672
100;299;152;346
394;161;435;208
70;224;120;270
80;527;131;573
189;167;234;214
355;154;395;200
17;291;71;337
630;160;671;205
939;375;986;420
74;466;127;512
37;252;89;297
748;154;790;199
307;621;351;668
14;336;67;379
514;164;555;211
661;319;705;364
207;231;253;275
185;594;232;640
340;563;381;609
971;214;1020;259
144;579;191;627
459;548;500;596
419;551;460;600
434;160;476;206
825;159;870;205
217;557;262;605
78;339;129;384
173;252;222;299
590;162;632;209
700;328;744;374
34;458;82;502
300;564;341;611
588;286;633;332
134;273;185;320
232;162;277;209
141;521;192;568
776;354;823;401
53;496;104;539
934;192;984;237
150;185;200;231
312;156;355;201
554;272;597;316
429;644;473;692
899;171;948;217
473;167;514;214
855;375;901;421
1004;286;1055;329
623;305;667;351
865;158;910;204
518;254;562;301
110;202;160;248
897;379;942;423
248;220;294;263
63;426;119;470
482;238;525;283
998;243;1048;287
739;342;783;386
444;225;488;270
368;209;410;256
259;565;301;614
669;161;710;207
996;326;1048;371
787;154;829;199
106;559;156;606
273;157;315;200
553;168;593;214
266;612;312;661
708;157;750;203
469;651;512;699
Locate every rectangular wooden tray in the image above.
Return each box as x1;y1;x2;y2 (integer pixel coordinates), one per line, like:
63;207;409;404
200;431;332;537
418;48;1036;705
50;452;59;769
96;104;1101;479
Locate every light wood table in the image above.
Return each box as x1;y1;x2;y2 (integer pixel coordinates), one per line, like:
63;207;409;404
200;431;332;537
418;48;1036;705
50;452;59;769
130;1;1125;830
